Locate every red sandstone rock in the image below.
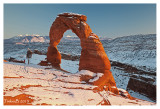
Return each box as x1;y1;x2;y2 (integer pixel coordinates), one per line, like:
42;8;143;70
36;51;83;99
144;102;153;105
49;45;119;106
4;60;8;62
47;13;111;71
47;13;117;93
47;46;61;68
92;70;119;94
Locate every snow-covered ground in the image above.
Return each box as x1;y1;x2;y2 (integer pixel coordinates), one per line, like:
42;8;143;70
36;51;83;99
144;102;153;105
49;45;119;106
4;53;155;102
61;59;79;74
3;34;156;104
61;60;156;103
103;34;156;72
3;62;155;105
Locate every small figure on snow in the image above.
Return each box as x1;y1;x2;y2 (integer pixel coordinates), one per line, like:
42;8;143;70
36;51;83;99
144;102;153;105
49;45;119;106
26;48;32;64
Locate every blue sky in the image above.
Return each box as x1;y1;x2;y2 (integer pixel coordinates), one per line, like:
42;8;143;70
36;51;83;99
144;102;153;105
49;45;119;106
4;4;156;39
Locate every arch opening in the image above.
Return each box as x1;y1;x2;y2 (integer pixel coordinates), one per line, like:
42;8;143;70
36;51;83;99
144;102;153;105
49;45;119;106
57;30;81;73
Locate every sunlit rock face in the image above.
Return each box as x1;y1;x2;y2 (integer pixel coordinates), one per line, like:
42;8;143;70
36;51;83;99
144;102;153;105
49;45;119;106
47;13;117;92
47;13;110;72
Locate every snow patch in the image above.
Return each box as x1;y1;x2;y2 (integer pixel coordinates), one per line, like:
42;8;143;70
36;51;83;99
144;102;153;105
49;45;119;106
89;73;103;82
88;36;98;39
76;70;96;77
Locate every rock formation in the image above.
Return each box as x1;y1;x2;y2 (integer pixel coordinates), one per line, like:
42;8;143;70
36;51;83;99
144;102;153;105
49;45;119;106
47;13;118;93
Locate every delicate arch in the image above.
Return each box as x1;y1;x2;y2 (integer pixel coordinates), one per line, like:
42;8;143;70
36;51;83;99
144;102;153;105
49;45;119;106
47;13;111;73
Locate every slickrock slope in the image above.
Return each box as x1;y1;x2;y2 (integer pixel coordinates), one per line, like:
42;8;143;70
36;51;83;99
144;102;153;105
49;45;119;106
3;63;155;105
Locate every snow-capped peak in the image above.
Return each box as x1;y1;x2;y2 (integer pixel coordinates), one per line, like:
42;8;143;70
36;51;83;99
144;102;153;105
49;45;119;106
5;35;50;43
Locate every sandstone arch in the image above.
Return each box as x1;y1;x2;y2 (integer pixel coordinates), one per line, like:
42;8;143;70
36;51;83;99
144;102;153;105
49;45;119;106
47;13;111;72
47;13;117;90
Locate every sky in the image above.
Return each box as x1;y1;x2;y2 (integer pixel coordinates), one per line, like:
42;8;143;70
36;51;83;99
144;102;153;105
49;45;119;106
4;4;156;39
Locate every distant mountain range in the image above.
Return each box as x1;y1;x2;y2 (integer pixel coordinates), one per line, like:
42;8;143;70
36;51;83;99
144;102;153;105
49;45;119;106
4;35;50;44
4;35;112;44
